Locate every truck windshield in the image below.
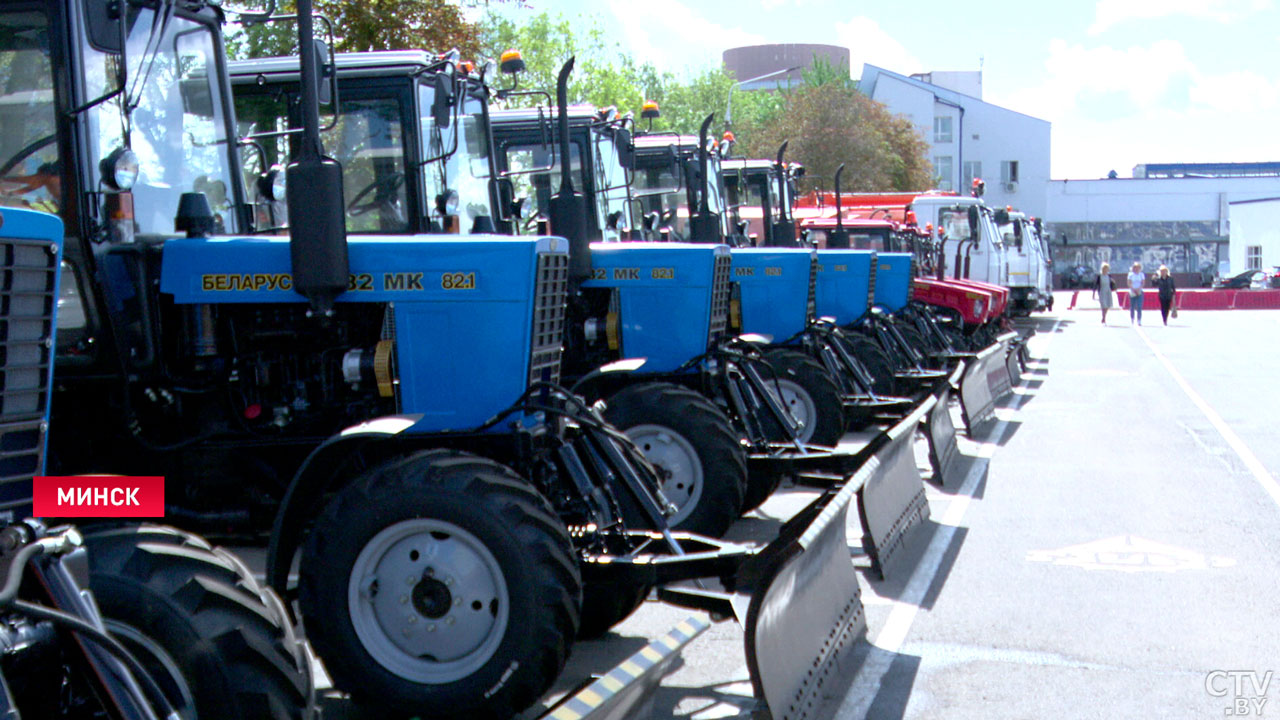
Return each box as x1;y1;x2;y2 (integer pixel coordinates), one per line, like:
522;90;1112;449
0;10;59;216
81;7;239;235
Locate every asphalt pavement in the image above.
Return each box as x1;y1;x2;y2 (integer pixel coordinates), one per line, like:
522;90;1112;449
264;295;1280;719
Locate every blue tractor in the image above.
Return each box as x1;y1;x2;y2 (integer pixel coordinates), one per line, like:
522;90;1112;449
632;129;918;434
11;4;858;718
721;154;956;394
229;52;748;542
488;87;868;514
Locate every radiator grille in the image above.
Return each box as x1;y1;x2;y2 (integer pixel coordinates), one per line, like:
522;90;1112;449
806;254;818;321
529;252;568;386
908;256;916;303
708;253;732;346
867;251;878;310
0;237;58;516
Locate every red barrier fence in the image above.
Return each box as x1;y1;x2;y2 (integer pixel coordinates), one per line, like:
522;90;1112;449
1114;288;1280;310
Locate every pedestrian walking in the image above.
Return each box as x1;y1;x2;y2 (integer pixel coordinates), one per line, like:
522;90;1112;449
1127;262;1147;325
1092;262;1114;324
1154;265;1176;325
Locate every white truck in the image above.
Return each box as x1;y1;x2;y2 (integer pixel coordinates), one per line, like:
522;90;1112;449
998;209;1054;313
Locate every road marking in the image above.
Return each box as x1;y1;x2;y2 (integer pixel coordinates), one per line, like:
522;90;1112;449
1136;327;1280;512
835;320;1062;718
1026;535;1236;572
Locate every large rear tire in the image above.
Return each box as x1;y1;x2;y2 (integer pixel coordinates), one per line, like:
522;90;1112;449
759;350;845;447
83;524;313;720
838;332;899;395
602;382;746;538
298;450;580;720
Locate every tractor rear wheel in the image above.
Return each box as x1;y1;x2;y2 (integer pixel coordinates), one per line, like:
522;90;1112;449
298;450;580;720
759;350;845;447
83;524;312;720
602;382;746;538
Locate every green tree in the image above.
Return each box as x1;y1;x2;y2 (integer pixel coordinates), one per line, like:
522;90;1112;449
227;0;517;59
743;82;933;192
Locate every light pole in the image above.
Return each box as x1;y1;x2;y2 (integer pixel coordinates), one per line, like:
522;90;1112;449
725;65;804;134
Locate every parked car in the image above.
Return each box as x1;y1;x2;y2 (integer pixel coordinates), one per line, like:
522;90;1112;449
1062;265;1099;289
1214;269;1268;289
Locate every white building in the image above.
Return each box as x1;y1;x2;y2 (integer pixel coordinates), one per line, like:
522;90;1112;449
858;64;1051;218
1227;196;1280;275
1044;169;1280;282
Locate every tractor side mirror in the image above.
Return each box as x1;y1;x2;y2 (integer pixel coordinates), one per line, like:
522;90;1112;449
967;205;980;238
313;39;333;105
614;128;634;169
432;73;454;128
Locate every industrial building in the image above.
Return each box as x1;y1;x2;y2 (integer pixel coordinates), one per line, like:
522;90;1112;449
857;64;1051;218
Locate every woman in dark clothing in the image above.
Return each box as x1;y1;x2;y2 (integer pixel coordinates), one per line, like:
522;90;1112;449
1154;265;1177;325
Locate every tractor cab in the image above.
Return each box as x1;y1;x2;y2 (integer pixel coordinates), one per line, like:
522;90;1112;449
720;155;803;247
230;50;498;235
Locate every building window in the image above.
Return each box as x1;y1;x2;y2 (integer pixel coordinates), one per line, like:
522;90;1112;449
962;161;982;188
1247;245;1262;270
1001;160;1019;184
934;155;953;191
933;116;953;143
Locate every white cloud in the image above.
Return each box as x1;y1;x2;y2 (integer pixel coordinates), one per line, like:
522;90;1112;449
834;17;922;77
606;0;768;72
1089;0;1272;35
987;37;1280;177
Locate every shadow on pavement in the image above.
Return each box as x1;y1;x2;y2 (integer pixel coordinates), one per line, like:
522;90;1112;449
855;520;970;611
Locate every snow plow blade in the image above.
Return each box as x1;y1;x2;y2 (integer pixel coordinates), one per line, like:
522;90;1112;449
539;616;711;720
958;341;1001;434
855;395;932;579
989;331;1019;399
740;465;869;720
924;363;965;487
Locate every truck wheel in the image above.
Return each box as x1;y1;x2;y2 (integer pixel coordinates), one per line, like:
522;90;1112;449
299;450;581;720
83;524;312;720
759;350;845;447
838;333;898;395
603;382;746;538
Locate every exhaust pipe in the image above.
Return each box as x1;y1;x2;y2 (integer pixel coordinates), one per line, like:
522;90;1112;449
688;113;722;244
287;0;348;316
827;163;850;248
546;57;592;282
767;141;798;247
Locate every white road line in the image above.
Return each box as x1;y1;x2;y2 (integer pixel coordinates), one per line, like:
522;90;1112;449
835;320;1062;718
1136;327;1280;512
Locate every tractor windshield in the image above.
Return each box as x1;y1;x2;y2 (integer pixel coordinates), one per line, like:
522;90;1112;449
0;10;59;216
80;6;240;235
630;148;686;236
422;81;493;232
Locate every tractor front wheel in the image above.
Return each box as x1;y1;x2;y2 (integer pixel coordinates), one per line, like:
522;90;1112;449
298;450;581;720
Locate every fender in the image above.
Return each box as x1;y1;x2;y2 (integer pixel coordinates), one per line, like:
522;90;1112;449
265;415;423;594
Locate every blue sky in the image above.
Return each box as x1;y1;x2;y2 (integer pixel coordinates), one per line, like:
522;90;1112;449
495;0;1280;179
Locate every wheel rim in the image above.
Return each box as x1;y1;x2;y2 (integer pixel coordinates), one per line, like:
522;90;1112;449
348;519;510;683
767;378;819;443
625;424;705;526
105;619;198;720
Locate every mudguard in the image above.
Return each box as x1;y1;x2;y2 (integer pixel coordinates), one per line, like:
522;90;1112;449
958;342;1000;434
741;469;868;720
539;616;710;720
924;363;964;487
855;397;932;579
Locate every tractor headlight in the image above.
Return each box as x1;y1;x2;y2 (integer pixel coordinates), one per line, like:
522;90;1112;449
973;299;984;316
258;165;286;201
436;190;459;217
101;147;139;191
